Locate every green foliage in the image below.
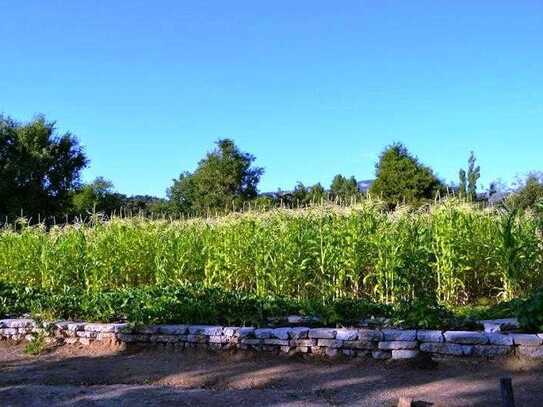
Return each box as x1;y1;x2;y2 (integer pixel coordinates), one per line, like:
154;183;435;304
391;298;454;329
24;331;47;356
330;175;358;202
507;173;543;211
0;115;88;219
1;199;541;314
517;289;543;331
72;177;124;215
369;143;443;207
458;152;481;201
168;139;264;215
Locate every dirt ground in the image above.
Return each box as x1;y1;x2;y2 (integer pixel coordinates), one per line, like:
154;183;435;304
1;341;543;406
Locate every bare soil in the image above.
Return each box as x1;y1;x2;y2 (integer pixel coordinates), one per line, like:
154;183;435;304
1;341;543;406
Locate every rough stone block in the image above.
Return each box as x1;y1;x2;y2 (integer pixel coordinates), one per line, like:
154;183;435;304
1;319;35;328
118;334;149;343
240;338;263;345
67;323;85;332
336;328;358;341
444;331;488;345
308;328;336;339
470;345;512;358
378;341;418;350
0;328;18;336
417;330;443;343
343;340;376;350
96;333;116;341
84;323;129;333
517;346;543;358
289;327;310;339
382;329;416;341
512;334;542;346
150;335;179;343
186;334;208;343
254;328;274;339
158;325;189;335
188;325;223;336
135;325;160;334
325;348;339;358
419;342;464;356
317;339;343;348
272;328;291;339
263;338;291;346
238;327;255;338
478;318;519;332
358;329;383;342
342;349;356;357
486;333;513;346
372;350;391;360
392;350;419;359
222;327;240;337
76;331;97;338
294;339;317;347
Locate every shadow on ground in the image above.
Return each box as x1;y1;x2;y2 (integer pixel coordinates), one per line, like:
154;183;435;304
1;341;543;406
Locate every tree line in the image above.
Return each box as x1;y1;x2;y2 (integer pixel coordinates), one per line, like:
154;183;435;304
1;114;542;222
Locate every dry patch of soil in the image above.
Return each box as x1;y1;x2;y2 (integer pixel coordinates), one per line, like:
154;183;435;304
1;341;543;406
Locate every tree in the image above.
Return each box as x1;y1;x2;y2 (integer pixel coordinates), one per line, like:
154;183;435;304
168;139;264;214
458;152;480;201
308;183;326;203
330;174;358;201
369;143;442;207
0;115;88;219
72;177;124;215
508;173;543;210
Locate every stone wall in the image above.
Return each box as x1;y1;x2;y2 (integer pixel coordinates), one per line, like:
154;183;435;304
2;318;543;360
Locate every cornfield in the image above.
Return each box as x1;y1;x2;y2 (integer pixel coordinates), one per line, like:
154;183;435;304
1;199;542;307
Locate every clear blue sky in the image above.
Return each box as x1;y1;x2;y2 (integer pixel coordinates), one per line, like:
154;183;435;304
1;1;542;197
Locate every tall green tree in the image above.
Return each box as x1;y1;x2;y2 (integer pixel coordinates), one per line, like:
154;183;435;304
369;143;442;207
0;115;88;218
330;174;358;201
458;152;480;201
168;139;264;214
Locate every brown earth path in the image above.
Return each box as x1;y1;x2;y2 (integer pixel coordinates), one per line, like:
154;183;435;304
1;341;543;406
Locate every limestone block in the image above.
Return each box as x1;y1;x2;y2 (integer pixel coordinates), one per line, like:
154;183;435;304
443;331;488;345
419;342;464;356
378;341;418;350
308;328;336;339
417;330;444;343
392;350;419;359
382;329;416;341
